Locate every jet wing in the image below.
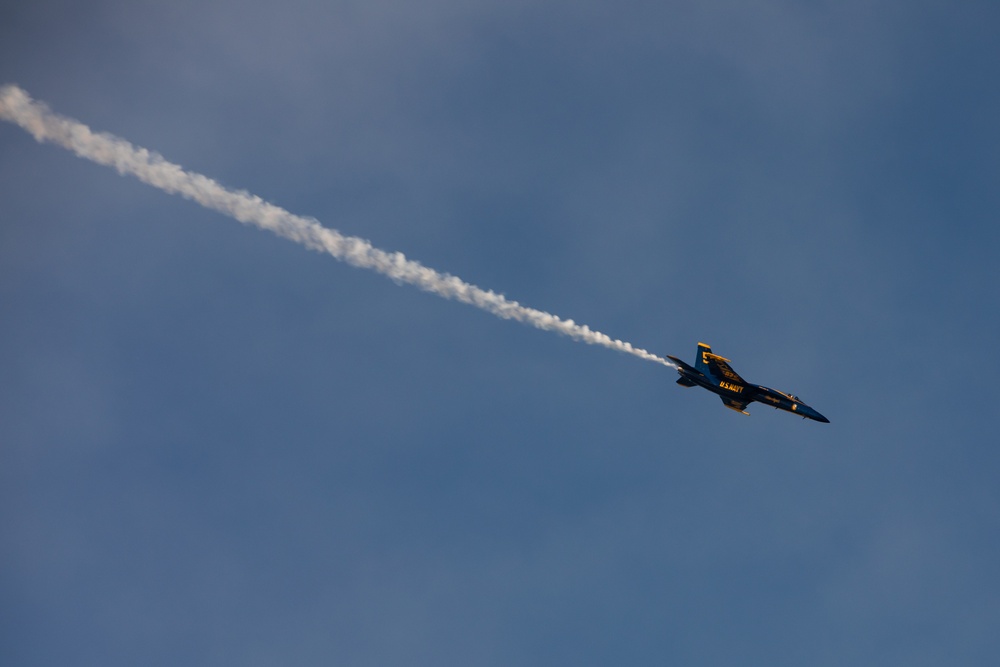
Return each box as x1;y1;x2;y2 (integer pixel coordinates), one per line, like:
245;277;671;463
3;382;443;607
704;353;747;384
720;396;750;415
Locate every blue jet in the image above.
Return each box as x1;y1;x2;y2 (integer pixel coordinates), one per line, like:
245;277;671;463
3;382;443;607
667;343;829;422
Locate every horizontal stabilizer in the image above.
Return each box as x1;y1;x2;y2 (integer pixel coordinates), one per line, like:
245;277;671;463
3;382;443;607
676;376;698;387
667;355;700;375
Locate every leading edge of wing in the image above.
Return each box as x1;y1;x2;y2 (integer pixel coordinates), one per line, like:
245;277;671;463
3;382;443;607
705;354;747;384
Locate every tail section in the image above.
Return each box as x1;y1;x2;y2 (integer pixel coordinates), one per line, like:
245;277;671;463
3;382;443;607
694;342;713;375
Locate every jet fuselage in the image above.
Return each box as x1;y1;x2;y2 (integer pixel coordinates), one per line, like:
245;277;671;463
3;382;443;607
667;343;829;423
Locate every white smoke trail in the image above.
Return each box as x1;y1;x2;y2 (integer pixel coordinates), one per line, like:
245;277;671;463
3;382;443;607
0;85;674;368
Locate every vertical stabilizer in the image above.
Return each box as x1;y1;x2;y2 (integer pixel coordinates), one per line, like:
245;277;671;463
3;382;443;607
695;342;713;375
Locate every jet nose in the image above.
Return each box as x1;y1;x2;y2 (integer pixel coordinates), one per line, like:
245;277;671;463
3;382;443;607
799;404;830;423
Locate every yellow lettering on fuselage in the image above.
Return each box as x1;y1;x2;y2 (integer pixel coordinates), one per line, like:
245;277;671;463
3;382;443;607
719;381;743;393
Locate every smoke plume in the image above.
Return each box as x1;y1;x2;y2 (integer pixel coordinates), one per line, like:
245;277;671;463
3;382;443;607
0;85;673;368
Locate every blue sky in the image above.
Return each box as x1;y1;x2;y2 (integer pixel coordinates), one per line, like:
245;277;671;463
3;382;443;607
2;1;999;665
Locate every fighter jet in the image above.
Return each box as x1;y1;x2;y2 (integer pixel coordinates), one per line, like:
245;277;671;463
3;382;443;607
667;343;829;422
